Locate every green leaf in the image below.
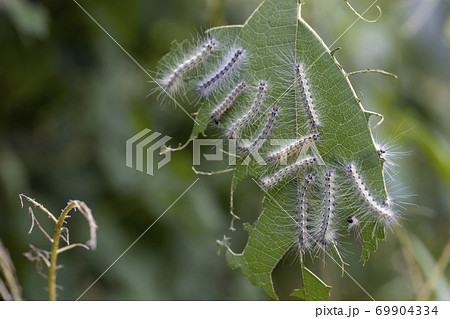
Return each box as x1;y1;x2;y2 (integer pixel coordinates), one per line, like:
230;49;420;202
292;266;331;301
156;0;392;299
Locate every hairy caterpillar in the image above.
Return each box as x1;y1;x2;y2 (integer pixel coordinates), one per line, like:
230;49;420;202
316;170;337;246
160;38;217;95
238;105;280;155
227;80;267;139
198;48;246;96
260;156;317;190
211;82;247;123
346;162;395;225
297;172;317;253
296;63;320;129
267;133;321;164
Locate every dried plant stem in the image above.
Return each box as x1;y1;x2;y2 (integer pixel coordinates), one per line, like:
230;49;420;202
48;201;78;301
396;226;425;296
0;240;22;300
417;239;450;301
192;167;234;175
0;278;10;300
344;0;382;23
346;69;398;78
19;194;58;223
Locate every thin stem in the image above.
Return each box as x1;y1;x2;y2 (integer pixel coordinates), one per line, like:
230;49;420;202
332;242;346;277
57;243;89;254
416;239;450;301
0;278;10;301
345;1;382;23
192;166;234;175
161;138;192;152
396;227;425;296
19;194;58;223
0;240;22;301
48;201;78;301
229;174;240;231
365;110;384;127
346;69;398;79
28;207;53;242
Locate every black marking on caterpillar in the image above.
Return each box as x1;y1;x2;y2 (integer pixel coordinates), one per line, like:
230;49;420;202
347;215;363;243
198;48;246;96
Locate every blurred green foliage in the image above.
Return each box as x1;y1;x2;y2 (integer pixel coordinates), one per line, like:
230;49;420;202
0;0;449;300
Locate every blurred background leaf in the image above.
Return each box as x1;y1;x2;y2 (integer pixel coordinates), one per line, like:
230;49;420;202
0;0;449;300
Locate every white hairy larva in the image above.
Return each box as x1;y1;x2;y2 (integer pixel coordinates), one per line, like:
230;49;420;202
238;105;280;155
198;48;246;96
346;162;395;225
297;172;317;253
211;82;247;123
227;80;267;139
296;63;320;129
316;170;337;246
266;133;321;164
260;156;317;190
160;38;216;95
